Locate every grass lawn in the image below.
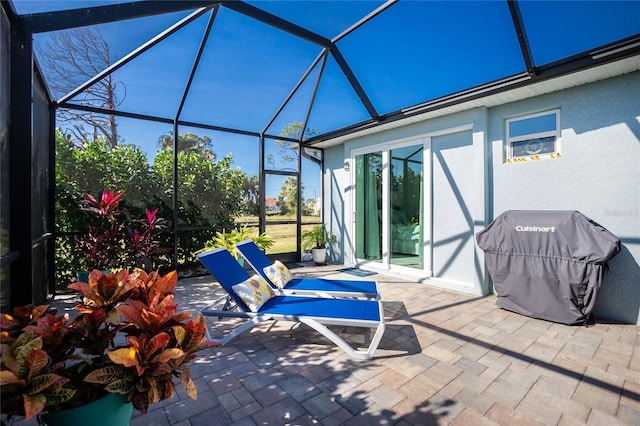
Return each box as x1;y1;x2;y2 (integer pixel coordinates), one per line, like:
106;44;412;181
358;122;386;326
236;215;321;254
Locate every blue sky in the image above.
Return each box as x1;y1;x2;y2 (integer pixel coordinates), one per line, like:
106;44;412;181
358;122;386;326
12;0;640;198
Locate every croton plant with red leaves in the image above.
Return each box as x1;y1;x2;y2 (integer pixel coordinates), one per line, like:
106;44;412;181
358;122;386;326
76;189;169;272
0;269;217;421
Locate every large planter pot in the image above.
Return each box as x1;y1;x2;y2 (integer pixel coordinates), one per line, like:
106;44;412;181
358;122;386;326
311;248;327;265
76;269;111;283
41;393;133;426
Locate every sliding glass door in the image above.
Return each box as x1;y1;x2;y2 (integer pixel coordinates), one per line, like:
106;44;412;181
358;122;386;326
355;152;382;262
390;145;424;269
353;141;425;272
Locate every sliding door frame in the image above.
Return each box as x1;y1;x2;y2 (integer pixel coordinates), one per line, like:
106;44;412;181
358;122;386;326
348;135;432;277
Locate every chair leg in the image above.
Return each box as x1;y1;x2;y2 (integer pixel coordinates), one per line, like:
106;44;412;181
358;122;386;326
197;307;273;345
220;295;237;320
213;316;266;345
299;318;385;360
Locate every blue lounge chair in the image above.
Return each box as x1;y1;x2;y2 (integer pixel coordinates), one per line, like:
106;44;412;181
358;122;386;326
196;248;385;360
235;239;380;300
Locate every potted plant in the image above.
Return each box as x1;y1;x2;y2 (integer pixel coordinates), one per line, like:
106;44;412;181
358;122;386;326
203;225;274;265
301;224;336;265
0;269;215;425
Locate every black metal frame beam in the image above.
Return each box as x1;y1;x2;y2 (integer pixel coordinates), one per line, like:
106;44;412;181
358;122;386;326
300;52;328;143
21;1;221;33
57;102;174;124
221;1;331;48
171;6;218;267
8;19;34;306
330;45;379;121
332;0;398;44
507;0;536;75
258;134;265;236
45;72;57;297
56;102;299;142
26;0;382;139
175;6;218;121
15;0;640;148
296;143;303;256
58;6;212;104
171;119;179;268
222;1;379;122
1;0;19;21
262;50;327;136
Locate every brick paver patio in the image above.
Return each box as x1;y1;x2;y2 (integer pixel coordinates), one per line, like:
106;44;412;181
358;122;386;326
6;263;640;425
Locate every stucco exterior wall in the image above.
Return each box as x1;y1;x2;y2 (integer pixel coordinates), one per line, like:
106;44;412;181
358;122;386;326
324;70;639;324
488;71;640;324
324;108;489;296
324;146;350;263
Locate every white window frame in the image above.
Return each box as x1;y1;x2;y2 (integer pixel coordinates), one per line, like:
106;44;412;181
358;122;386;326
506;109;560;161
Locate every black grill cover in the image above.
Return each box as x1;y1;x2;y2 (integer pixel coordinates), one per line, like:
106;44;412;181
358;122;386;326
476;210;620;325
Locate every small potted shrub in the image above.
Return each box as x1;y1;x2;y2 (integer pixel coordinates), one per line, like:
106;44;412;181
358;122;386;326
203;225;274;265
301;224;336;265
0;269;215;425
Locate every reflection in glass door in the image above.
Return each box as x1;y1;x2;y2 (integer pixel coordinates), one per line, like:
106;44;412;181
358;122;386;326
355;152;382;262
354;143;424;271
390;145;423;269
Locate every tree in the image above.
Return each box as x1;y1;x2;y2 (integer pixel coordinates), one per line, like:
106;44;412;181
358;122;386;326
38;27;124;147
279;121;318;141
55;129;162;286
55;127;249;279
151;148;245;228
56;134;156;211
277;177;302;216
152;146;246;263
266;122;320;169
242;174;260;216
157;131;215;159
55;129;157;226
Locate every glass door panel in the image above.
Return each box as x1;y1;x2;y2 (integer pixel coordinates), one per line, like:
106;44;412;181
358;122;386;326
390;145;424;269
265;174;297;222
265;223;297;255
301;147;322;223
355;152;383;262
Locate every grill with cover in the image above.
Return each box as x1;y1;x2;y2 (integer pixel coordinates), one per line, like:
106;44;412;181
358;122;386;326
476;210;620;325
